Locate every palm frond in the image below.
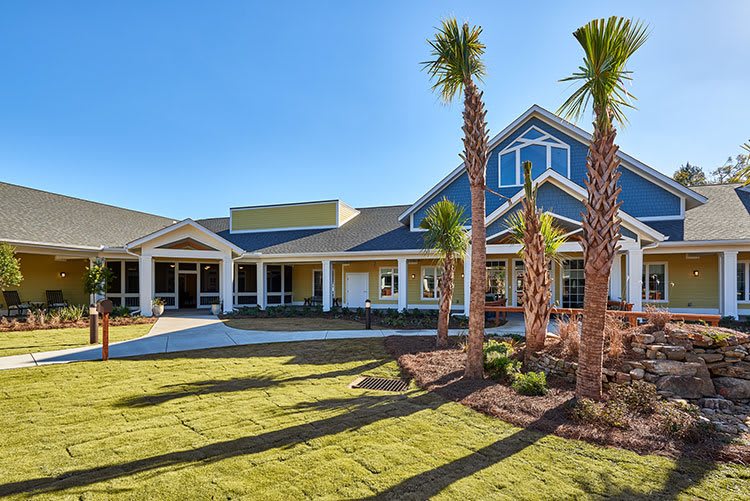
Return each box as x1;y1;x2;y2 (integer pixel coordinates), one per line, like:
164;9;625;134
558;16;649;129
422;18;486;103
420;198;470;263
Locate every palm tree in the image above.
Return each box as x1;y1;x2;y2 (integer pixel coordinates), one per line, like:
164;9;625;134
558;17;649;400
506;162;567;366
423;18;489;378
420;198;470;348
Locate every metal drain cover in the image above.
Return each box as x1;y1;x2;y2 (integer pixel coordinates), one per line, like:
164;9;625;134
350;376;409;392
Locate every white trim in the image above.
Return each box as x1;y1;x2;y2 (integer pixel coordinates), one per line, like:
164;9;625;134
126;218;244;254
378;266;399;301
638;215;685;222
738;260;749;302
559;258;586;308
0;238;101;251
420;265;440;301
511;259;524;307
643;261;669;303
497;125;571;186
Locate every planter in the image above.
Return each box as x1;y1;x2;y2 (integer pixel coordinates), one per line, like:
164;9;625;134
153;304;165;317
210;304;222;315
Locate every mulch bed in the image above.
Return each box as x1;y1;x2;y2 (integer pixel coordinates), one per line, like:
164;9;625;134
385;335;749;463
0;316;156;333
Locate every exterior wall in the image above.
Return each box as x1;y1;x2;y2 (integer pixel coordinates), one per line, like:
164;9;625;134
231;201;338;232
643;253;719;311
291;263;321;303
338;260;400;307
406;258;465;308
10;253;89;306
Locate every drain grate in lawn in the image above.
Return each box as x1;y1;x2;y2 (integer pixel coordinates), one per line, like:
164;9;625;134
350;376;409;392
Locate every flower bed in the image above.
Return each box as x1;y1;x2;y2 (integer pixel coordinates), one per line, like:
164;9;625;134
0;305;155;333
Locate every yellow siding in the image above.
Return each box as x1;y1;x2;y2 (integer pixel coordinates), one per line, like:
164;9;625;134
643;253;719;309
338;202;359;224
9;253;89;306
291;264;321;302
340;261;399;306
231;202;337;231
406;259;465;307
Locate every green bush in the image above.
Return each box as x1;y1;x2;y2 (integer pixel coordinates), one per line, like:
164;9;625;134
658;401;701;439
511;371;548;396
483;340;520;380
608;381;658;415
111;306;132;318
572;398;628;428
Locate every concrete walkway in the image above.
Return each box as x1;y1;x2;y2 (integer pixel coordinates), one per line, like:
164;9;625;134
0;312;525;371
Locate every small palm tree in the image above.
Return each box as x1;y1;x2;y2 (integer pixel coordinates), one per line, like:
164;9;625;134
506;162;567;366
421;198;470;348
558;16;649;400
424;18;490;378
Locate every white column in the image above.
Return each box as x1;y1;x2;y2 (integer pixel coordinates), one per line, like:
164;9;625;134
626;248;643;311
722;250;738;319
256;263;266;309
397;257;408;311
139;253;153;316
463;247;472;315
221;256;234;313
609;254;622;301
322;260;332;312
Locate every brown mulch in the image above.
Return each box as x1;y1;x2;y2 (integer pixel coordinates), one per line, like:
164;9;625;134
385;335;749;463
0;316;156;333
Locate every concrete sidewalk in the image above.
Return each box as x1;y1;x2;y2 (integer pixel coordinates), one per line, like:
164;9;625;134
0;312;525;371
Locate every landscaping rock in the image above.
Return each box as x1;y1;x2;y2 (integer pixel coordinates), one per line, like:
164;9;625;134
634;333;655;344
642;360;700;377
700;398;735;412
711;362;750;380
714;377;750;400
662;345;687;361
629;368;645;380
698;353;724;364
652;331;667;343
656;376;712;399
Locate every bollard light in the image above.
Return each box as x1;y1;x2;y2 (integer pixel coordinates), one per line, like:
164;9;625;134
365;299;372;330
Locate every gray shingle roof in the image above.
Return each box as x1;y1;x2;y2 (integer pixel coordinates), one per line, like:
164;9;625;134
0;182;176;248
197;205;425;254
683;184;750;241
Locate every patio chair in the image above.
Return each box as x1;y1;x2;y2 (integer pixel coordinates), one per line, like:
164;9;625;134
45;290;69;310
2;290;31;317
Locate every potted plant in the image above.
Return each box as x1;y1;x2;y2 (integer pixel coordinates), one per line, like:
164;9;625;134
152;297;165;317
210;299;222;316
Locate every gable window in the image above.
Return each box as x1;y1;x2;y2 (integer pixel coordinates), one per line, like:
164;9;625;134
642;263;667;302
498;126;570;186
421;266;442;300
379;268;399;299
738;262;749;302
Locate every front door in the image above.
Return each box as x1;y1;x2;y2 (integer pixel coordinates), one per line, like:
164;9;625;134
345;273;369;308
178;273;197;308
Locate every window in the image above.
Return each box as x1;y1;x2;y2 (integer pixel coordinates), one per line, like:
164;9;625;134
738;262;749;302
379;268;399;299
421;266;441;299
200;264;219;293
562;259;585;308
486;261;507;299
106;261;122;293
498;126;570;186
267;265;293;305
513;260;525;306
642;263;667;301
236;264;257;305
155;262;176;293
125;262;139;294
313;270;323;298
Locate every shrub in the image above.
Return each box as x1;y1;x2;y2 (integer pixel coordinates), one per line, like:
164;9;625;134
556;316;580;358
658;401;701;439
511;371;548;396
57;304;87;322
0;242;23;290
483;340;521;380
608;381;658;415
572;398;628;428
644;305;670;331
111;305;132;318
605;313;626;359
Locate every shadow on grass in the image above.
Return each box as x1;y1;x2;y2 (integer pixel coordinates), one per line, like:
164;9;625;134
114;359;388;408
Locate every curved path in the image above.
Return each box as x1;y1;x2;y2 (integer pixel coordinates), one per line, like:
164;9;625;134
0;312;525;371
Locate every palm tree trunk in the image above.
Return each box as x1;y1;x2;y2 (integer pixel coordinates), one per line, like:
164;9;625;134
437;255;455;348
576;113;622;400
462;80;489;379
522;221;551;366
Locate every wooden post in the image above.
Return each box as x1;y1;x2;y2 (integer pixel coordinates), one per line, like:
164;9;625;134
89;305;98;344
102;312;109;361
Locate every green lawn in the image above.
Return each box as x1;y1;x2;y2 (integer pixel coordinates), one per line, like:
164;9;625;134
0;339;747;499
0;323;154;357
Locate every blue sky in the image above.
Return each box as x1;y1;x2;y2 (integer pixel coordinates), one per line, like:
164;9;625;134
1;1;748;220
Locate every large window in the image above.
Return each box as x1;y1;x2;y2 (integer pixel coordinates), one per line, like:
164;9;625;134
125;262;139;294
106;261;122;294
642;263;667;302
155;262;176;293
200;264;219;293
267;265;293;304
236;264;258;305
421;266;441;300
562;259;585;308
738;262;749;302
105;260;139;308
486;261;507;300
498;126;570;187
379;268;399;299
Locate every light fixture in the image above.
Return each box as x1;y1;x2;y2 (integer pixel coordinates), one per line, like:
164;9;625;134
59;271;66;278
239;265;244;270
170;264;176;268
411;273;416;279
204;265;211;270
461;273;465;278
693;269;700;277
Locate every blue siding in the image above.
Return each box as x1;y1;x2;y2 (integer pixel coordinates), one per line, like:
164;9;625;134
411;115;684;228
645;220;684;241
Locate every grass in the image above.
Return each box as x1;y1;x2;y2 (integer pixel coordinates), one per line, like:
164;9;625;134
224;317;378;331
0;324;154;357
0;339;747;499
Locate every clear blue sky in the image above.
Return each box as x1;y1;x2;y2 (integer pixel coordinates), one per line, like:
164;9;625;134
1;1;748;220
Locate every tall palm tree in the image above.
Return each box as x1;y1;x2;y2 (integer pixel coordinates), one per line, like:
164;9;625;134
421;198;470;348
506;162;567;366
423;18;489;378
558;17;649;400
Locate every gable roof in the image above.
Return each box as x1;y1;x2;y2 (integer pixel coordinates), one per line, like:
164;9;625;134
126;219;245;254
0;182;175;249
198;205;425;255
399;104;707;223
681;184;750;241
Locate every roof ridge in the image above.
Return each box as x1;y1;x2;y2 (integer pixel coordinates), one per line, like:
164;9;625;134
0;181;175;222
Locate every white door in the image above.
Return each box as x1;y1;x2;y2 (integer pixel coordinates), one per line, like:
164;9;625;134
345;273;369;308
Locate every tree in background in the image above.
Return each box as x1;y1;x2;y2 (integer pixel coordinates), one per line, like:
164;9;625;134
0;243;23;291
711;153;750;184
673;162;707;186
424;18;490;378
506;162;567;365
558;16;649;400
420;198;470;348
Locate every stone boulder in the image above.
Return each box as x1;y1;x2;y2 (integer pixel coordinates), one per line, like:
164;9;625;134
656;376;713;399
711;361;750;380
714;377;750;400
642;360;700;376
